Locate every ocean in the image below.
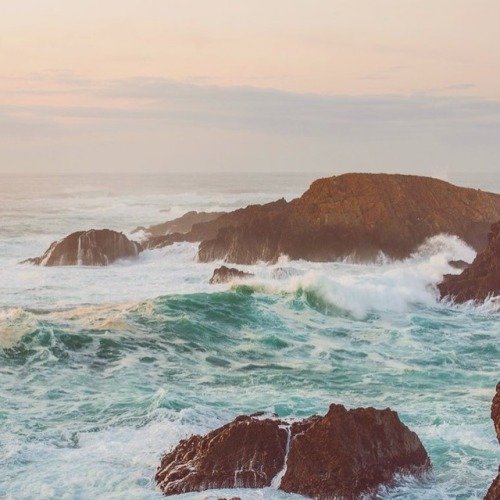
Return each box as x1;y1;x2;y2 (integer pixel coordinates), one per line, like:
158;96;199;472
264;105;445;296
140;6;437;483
0;171;499;499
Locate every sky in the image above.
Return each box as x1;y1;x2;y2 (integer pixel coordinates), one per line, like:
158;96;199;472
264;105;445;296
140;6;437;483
1;0;499;175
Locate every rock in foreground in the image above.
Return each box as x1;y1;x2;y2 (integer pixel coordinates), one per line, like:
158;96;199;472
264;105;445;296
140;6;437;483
439;221;500;303
23;229;142;266
155;404;430;498
198;173;500;264
209;266;254;284
155;416;288;495
485;383;500;500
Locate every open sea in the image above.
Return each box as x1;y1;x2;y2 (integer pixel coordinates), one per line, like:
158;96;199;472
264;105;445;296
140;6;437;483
0;171;499;499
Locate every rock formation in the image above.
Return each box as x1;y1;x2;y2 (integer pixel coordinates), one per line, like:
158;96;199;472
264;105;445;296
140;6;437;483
155;404;430;498
485;382;500;500
22;229;142;266
439;221;500;303
143;199;287;250
155;416;288;495
197;174;500;264
133;211;225;238
209;266;254;284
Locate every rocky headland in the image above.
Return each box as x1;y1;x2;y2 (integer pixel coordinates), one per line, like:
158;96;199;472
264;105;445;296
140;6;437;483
197;173;500;264
155;403;430;498
22;229;142;266
137;173;500;264
438;221;500;303
485;382;500;500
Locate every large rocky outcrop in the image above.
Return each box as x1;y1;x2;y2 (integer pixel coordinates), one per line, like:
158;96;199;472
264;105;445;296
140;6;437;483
439;221;500;303
196;173;500;264
23;229;142;266
155;404;430;498
485;383;500;500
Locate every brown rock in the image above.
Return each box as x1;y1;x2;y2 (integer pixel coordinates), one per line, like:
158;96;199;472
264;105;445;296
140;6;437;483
209;266;254;284
439;221;500;303
144;199;288;250
197;173;500;264
155;416;288;495
22;229;142;266
493;382;500;443
155;405;430;498
485;469;500;500
485;383;500;500
281;404;430;499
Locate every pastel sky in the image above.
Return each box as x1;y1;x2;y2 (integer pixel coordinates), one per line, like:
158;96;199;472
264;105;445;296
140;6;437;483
1;0;499;175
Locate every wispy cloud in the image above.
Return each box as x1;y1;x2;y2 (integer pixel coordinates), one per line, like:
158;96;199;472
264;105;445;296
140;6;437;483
1;74;499;174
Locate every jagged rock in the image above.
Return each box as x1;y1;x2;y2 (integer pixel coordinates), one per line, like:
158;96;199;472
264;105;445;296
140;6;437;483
281;404;430;499
209;266;254;284
155;416;288;495
155;404;430;498
197;173;500;264
485;383;500;500
133;211;225;238
439;221;500;303
143;199;288;250
22;229;142;266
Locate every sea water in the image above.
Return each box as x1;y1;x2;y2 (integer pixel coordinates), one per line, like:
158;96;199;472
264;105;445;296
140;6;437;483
0;172;499;500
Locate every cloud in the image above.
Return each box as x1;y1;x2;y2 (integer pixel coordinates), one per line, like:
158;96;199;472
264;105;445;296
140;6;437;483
0;75;499;174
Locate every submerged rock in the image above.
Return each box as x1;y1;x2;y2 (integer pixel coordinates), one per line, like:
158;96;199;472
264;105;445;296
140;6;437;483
209;266;254;284
197;173;500;264
439;221;500;303
22;229;142;266
155;404;430;498
485;382;500;500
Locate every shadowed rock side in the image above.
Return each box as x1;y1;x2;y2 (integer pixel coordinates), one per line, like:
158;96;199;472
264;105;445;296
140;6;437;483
439;221;500;303
485;383;500;500
197;173;500;264
209;266;254;284
132;211;225;238
155;416;288;495
143;199;287;250
23;229;142;266
281;404;431;499
155;404;430;498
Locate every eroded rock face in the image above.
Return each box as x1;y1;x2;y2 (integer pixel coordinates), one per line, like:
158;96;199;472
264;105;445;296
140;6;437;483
143;199;288;250
155;416;288;495
439;221;500;303
209;266;254;284
197;173;500;264
23;229;142;266
281;404;430;499
485;383;500;500
155;404;430;498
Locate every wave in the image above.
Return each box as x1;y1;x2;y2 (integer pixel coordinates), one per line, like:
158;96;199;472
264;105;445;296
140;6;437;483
222;234;478;319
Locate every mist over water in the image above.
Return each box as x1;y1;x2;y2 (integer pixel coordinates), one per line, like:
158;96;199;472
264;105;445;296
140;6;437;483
0;172;499;499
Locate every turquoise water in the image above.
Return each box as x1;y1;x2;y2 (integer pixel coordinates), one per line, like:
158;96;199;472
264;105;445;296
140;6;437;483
0;173;499;499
